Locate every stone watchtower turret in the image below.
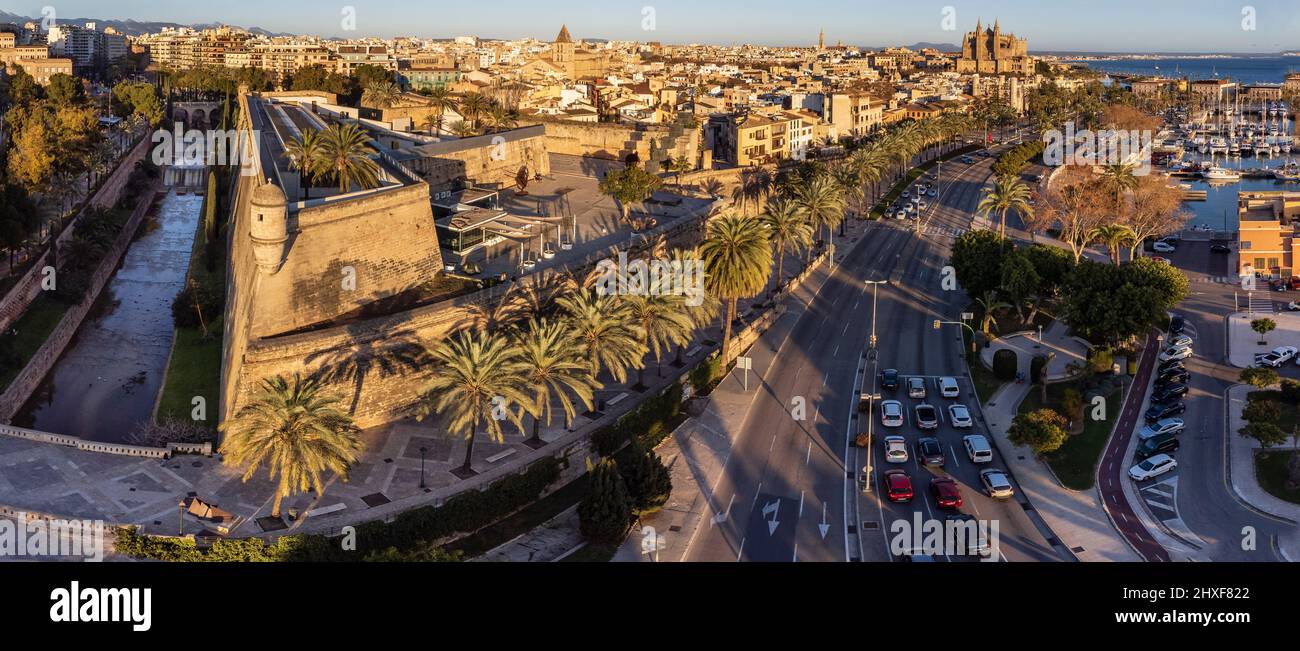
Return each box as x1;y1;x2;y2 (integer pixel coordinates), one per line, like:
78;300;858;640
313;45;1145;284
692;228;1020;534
249;179;288;274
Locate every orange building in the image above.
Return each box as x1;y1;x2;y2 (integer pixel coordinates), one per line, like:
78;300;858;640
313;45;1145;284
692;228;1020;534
1237;191;1300;279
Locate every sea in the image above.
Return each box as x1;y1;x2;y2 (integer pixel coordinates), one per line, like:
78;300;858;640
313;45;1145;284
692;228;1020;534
1061;55;1300;85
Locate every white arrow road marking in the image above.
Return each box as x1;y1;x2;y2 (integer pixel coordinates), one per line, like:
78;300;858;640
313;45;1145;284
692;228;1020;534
712;494;735;525
818;502;830;539
762;498;781;536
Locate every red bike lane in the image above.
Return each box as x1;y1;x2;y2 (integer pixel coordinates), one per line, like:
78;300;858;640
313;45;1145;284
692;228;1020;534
1097;331;1171;562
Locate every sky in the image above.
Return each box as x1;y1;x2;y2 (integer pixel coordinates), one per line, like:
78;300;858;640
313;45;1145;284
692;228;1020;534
9;0;1300;52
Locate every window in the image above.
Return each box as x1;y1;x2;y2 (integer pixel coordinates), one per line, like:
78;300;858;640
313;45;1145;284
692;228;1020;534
1255;258;1267;269
1269;258;1280;269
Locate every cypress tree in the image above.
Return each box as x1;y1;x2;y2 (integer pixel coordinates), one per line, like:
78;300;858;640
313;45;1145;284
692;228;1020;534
579;458;632;544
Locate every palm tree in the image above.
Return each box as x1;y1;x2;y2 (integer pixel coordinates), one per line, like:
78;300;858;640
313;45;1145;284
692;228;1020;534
831;164;863;235
670;246;720;366
793;173;845;253
699;213;773;363
419;330;529;476
850;145;886;207
420;86;457;136
219;374;363;518
1090;224;1137;265
512;271;576;321
622;286;695;388
558;288;647;384
1099;162;1139;211
512;318;598;447
449;120;477;138
361;80;401;109
458;92;491;132
459;289;523;334
282;129;325;200
977;174;1035;240
760;196;813;288
974;290;1012;336
484;103;518;133
318;123;380;193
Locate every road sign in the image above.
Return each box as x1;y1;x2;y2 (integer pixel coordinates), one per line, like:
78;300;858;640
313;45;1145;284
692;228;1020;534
737;356;753;391
961;312;974;321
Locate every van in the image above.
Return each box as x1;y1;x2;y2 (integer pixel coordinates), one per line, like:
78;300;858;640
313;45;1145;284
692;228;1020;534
963;434;994;464
1136;431;1180;459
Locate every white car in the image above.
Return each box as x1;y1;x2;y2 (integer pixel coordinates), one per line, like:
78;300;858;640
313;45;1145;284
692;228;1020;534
895;210;907;220
979;469;1015;499
1152;241;1177;253
938;376;960;398
880;400;904;428
963;435;993;463
907;377;926;399
884;436;908;463
1158;345;1192;363
1129;454;1177;481
1287;301;1300;311
949;404;973;428
905;202;916;213
1167;334;1193;348
1138;418;1186;441
1256;347;1296;367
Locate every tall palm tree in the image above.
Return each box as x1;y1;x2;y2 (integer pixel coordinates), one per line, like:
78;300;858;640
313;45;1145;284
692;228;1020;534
974;290;1011;336
512;318;598;447
1090;224;1136;265
850;145;886;207
1099;162;1139;211
831;164;863;235
459;92;491;132
699;213;773;363
558;288;647;384
219;374;363;518
669;246;720;366
361;80;401;109
622;286;695;388
512;271;576;321
419;330;529;476
794;173;846;252
760;196;813;287
977;174;1035;240
282;129;325;200
420;86;457;136
318;123;380;193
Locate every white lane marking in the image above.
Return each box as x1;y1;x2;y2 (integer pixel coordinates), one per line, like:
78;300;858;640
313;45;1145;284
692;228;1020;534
806;439;813;465
752;483;763;508
949;445;960;468
823;371;829;387
834;344;840;357
793;543;799;562
711;494;736;525
770;432;777;452
799;491;806;518
737;537;746;562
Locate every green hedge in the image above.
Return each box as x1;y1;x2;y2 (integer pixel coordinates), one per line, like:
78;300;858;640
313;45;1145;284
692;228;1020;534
115;455;562;561
592;382;684;457
993;349;1018;381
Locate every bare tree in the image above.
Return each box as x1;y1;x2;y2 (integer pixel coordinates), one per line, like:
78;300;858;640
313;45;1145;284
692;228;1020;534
1031;165;1110;263
1123;175;1191;260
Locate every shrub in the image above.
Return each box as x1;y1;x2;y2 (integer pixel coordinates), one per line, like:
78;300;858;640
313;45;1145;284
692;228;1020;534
1240;367;1280;389
1087;347;1114;374
690;352;724;395
591;382;684;456
1281;379;1300;404
1008;408;1070;455
1061;388;1085;422
171;279;222;329
616;441;672;515
1242;400;1281;425
579;458;632;544
992;349;1018;381
1030;354;1048;384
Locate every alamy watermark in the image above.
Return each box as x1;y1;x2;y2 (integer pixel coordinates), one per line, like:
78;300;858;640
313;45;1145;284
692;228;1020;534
151;123;258;175
889;512;1000;561
0;512;106;562
1043;122;1153;175
593;252;705;306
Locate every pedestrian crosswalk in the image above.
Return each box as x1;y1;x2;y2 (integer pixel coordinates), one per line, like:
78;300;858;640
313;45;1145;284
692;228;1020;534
878;220;966;239
1246;294;1276;314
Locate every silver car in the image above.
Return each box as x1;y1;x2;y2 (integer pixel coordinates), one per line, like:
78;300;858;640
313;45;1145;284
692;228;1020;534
907;377;926;399
980;469;1014;499
949;404;973;428
884;436;908;463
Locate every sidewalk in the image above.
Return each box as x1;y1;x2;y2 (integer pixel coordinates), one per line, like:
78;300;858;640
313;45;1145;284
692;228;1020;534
982;380;1141;561
611;217;874;562
1224;384;1300;561
980;320;1088;381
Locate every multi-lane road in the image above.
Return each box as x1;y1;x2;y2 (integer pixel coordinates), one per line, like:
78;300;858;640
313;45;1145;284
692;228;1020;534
683;143;1072;562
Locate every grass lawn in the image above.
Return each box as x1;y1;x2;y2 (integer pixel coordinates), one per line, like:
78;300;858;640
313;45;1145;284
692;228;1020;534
969;360;1006;406
1254;451;1300;505
155;317;223;423
1019;381;1122;490
154;187;225;427
0;294;72;390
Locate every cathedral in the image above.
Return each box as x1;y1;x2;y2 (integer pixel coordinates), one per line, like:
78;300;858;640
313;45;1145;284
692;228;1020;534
955;19;1034;76
530;24;611;81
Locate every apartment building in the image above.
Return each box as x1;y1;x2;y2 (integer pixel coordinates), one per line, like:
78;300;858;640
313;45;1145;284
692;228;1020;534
825;92;883;140
0;32;73;83
1237;192;1300;279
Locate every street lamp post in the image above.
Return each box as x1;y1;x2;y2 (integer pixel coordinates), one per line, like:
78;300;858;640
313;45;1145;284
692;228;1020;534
861;280;887;494
864;280;887;350
419;447;428;489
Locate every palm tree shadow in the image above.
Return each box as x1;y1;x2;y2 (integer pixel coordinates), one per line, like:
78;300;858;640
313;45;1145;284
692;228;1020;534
305;321;431;418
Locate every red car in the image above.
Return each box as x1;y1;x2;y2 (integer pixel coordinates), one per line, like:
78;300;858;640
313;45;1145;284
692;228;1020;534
884;470;913;503
930;477;963;509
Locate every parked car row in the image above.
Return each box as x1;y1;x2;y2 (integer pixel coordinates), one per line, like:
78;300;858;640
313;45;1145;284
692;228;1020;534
1132;317;1194;481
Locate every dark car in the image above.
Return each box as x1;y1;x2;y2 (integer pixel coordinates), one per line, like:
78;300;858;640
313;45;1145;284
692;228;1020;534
884;470;914;503
960;156;976;164
1157;369;1190;386
1157;359;1186;375
1210;244;1231;253
917;437;945;466
1136;433;1181;459
1152;383;1189;403
880;368;900;392
930;477;963;509
1168;315;1185;335
1145;401;1186;423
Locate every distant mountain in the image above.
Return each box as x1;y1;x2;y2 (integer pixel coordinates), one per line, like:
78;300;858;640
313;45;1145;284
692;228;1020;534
905;42;960;52
0;10;289;37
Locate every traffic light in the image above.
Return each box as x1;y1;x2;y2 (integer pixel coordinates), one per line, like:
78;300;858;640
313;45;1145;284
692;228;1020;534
869;334;877;348
933;320;941;330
